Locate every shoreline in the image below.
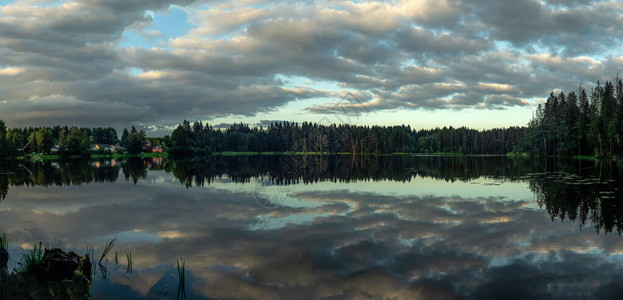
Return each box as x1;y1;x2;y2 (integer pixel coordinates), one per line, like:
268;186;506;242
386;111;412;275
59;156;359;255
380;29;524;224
0;151;615;161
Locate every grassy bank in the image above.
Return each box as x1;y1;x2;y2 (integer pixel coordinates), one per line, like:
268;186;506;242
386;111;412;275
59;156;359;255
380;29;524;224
9;151;623;161
506;152;530;157
213;151;350;155
15;152;168;161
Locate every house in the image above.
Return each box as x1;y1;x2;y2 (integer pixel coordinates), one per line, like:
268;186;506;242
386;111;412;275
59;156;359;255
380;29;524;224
50;145;60;152
144;145;164;153
111;144;125;152
92;144;125;152
93;144;112;151
151;146;164;153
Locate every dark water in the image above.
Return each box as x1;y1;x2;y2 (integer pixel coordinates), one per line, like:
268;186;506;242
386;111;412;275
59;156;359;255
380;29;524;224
1;155;623;299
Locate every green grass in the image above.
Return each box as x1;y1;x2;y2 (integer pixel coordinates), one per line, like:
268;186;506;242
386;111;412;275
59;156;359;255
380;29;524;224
90;152;168;159
1;241;91;299
16;242;44;274
1;232;7;250
573;155;597;161
24;154;60;160
506;152;530;157
15;152;168;161
215;151;261;155
212;151;351;156
385;152;461;155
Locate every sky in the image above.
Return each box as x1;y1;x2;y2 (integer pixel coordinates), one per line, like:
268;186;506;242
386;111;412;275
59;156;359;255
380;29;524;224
0;0;622;136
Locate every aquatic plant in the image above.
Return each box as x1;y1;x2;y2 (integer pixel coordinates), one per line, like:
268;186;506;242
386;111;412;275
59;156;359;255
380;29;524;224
93;238;116;278
1;244;91;299
15;242;43;274
177;258;186;300
125;248;132;275
98;238;116;266
86;244;95;278
114;249;119;270
1;233;8;279
0;233;7;250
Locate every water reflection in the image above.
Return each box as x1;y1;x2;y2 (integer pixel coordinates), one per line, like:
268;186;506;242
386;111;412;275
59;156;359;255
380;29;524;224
0;155;544;194
529;160;623;235
1;156;623;298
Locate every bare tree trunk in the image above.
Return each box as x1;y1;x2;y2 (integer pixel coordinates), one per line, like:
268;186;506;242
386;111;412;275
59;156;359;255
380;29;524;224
598;133;603;157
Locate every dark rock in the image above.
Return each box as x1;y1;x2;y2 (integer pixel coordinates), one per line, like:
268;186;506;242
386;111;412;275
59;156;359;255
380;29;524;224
41;248;80;281
0;248;7;267
0;247;7;277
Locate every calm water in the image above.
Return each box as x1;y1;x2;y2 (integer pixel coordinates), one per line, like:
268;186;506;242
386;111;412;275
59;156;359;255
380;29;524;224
1;156;623;299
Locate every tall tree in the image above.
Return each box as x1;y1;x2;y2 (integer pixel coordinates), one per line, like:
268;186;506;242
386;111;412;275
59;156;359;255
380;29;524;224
0;120;6;158
35;128;53;154
126;127;146;154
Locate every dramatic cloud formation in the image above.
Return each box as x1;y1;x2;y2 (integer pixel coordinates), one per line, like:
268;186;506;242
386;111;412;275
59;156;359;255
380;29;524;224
0;0;622;132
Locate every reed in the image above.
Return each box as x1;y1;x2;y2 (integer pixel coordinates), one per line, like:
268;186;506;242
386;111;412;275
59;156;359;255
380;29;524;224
96;238;116;278
0;233;7;249
98;238;116;266
114;250;119;270
125;248;133;275
86;244;95;277
16;242;43;273
177;258;186;300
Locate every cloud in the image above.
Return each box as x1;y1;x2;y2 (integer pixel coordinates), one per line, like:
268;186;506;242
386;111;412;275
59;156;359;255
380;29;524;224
0;0;622;132
0;66;24;76
4;160;623;297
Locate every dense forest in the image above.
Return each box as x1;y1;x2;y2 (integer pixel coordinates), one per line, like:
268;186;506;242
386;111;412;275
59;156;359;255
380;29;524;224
167;121;525;155
0;75;622;157
0;119;525;157
524;76;623;157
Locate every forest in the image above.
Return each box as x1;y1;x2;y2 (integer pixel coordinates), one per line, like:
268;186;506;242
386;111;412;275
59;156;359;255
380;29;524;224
167;121;525;155
0;123;148;156
523;76;623;157
0;75;621;157
0;119;525;157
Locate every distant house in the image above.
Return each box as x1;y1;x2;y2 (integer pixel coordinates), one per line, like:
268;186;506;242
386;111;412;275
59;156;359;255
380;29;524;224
144;145;164;153
151;146;164;153
92;144;125;152
93;144;111;151
112;144;125;152
50;145;60;152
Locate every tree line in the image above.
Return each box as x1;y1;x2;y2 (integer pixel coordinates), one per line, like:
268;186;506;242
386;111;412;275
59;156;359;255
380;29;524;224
167;120;525;155
1;75;622;158
0;122;147;156
0;119;526;157
523;76;623;157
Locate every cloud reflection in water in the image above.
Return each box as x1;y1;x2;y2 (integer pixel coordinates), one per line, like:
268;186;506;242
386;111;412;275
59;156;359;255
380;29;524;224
1;157;623;298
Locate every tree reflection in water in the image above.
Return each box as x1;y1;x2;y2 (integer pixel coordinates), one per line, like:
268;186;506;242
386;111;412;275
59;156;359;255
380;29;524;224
1;156;623;232
3;156;623;298
1;156;622;235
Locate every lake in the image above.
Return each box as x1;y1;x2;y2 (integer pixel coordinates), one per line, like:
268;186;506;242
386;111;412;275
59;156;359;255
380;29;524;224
1;155;623;299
